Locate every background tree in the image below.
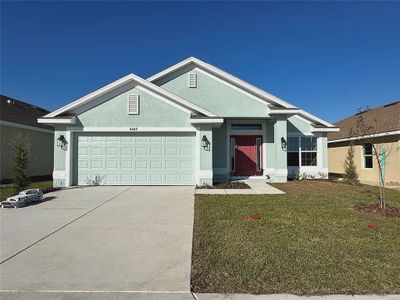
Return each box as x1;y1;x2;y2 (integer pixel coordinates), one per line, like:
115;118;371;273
351;107;394;210
10;132;30;192
343;144;359;184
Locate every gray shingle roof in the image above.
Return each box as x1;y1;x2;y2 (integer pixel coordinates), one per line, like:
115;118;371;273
328;100;400;141
0;95;53;130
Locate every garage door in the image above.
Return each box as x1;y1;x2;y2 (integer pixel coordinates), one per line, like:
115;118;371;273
75;132;195;185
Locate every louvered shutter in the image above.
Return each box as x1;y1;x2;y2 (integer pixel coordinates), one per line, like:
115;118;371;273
188;73;197;88
128;95;139;115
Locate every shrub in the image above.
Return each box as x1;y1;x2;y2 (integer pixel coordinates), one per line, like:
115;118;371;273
343;145;359;184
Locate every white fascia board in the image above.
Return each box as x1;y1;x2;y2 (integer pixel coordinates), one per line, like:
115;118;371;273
311;127;340;132
190;118;224;124
328;130;400;143
38;116;76;124
0;120;54;134
45;73;216;118
147;56;297;109
269;109;300;114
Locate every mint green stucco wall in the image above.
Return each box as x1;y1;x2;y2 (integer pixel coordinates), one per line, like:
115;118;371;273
0;124;54;181
75;83;190;128
157;67;269;117
212;123;227;168
288;115;312;134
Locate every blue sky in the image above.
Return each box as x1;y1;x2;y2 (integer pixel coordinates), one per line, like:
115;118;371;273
1;1;399;123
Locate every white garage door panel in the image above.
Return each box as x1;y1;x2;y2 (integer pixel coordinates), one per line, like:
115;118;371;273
76;133;195;185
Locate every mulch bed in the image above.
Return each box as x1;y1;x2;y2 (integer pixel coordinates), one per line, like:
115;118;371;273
213;181;251;189
355;203;400;218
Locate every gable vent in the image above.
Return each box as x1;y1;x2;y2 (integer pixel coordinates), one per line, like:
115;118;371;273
128;94;139;115
188;73;197;88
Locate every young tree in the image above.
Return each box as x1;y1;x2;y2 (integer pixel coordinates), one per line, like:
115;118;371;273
343;144;359;184
10;132;30;192
352;107;394;210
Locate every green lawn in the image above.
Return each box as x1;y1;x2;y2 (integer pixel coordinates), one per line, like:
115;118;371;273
191;181;400;295
0;180;54;202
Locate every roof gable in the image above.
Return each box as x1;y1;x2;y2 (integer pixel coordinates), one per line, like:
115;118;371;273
155;66;270;118
148;57;337;129
148;57;296;109
44;73;216;119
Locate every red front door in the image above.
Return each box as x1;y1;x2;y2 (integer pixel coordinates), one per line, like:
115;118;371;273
232;135;263;176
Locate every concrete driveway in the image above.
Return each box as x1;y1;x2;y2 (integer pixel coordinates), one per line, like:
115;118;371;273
0;186;195;299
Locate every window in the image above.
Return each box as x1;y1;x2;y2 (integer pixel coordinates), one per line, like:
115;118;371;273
230;137;235;171
287;137;299;166
188;73;197;88
231;124;262;131
128;94;139;115
287;136;317;167
301;137;317;166
256;138;262;171
363;143;373;168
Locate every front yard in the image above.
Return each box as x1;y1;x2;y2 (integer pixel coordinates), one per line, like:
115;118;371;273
191;180;400;294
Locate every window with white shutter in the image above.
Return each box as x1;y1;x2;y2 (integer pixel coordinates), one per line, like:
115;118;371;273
128;94;139;115
188;73;197;88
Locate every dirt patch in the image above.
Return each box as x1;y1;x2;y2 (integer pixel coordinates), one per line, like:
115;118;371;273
355;203;400;218
213;181;251;189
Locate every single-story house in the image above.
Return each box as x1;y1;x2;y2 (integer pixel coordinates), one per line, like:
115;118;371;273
38;57;338;187
0;95;54;183
328;101;400;187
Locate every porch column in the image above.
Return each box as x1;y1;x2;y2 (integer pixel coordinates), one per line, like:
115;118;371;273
198;124;213;186
273;116;288;182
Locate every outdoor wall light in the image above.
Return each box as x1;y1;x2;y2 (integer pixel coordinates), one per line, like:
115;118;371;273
57;135;67;150
201;135;210;150
281;137;287;150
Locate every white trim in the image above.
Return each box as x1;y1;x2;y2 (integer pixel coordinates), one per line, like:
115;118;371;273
66;127;196;132
65;131;72;187
52;170;66;180
311;127;340;132
195;128;200;185
190;118;224;125
38;116;76;124
269;109;300;114
199;170;213;178
147;56;297;109
328;130;400;143
195;68;271;107
44;73;216;118
0;120;54;134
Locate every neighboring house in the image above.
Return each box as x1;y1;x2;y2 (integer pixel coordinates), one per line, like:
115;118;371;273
328;101;400;187
38;57;338;187
0;95;54;182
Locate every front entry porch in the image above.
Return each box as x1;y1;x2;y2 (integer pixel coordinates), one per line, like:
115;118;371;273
230;135;263;177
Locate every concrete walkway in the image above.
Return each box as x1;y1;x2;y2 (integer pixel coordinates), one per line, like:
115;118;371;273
196;180;285;195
